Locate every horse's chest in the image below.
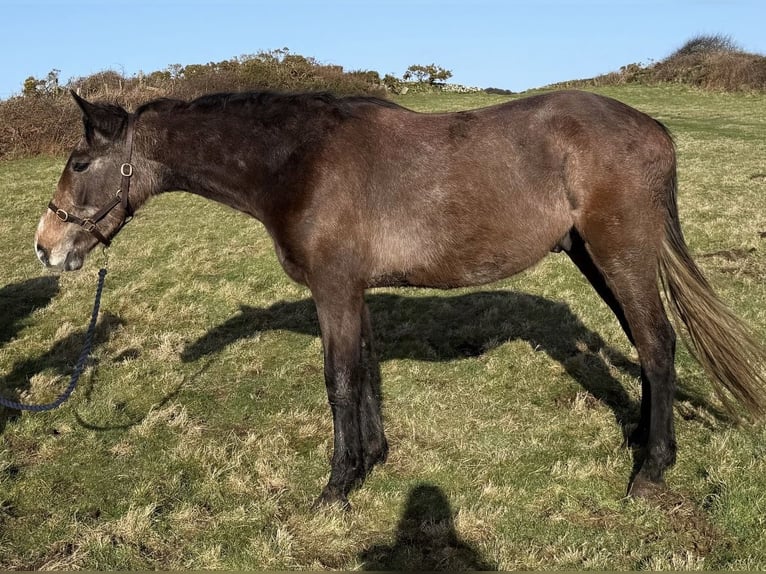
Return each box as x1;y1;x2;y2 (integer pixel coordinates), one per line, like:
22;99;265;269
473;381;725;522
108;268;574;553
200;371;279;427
273;240;308;285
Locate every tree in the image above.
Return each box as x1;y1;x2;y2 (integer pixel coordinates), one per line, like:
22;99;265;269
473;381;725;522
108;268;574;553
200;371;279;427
22;69;61;97
403;64;452;85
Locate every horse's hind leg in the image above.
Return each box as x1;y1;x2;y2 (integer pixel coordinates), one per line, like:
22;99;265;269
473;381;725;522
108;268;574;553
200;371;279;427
573;227;677;496
566;230;634;346
566;231;654;443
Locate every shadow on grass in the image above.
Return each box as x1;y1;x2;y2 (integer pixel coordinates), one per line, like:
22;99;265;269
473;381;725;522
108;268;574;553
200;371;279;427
181;290;727;431
0;275;59;431
359;483;497;571
73;359;211;432
0;275;59;346
0;311;123;433
183;291;647;422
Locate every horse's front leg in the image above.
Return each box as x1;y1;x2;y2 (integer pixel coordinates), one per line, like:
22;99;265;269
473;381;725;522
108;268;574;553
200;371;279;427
360;302;388;475
312;284;366;509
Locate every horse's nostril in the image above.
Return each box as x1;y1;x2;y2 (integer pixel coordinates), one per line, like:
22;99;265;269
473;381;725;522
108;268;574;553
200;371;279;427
36;244;50;266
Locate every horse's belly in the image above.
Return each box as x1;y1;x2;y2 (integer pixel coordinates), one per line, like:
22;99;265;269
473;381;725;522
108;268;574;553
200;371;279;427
364;186;573;289
368;230;559;289
417;247;552;288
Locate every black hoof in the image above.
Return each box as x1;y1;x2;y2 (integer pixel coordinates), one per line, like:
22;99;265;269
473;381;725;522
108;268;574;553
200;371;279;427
627;475;667;499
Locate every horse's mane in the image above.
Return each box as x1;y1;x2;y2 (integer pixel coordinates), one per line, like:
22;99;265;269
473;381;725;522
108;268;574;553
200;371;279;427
135;90;402;118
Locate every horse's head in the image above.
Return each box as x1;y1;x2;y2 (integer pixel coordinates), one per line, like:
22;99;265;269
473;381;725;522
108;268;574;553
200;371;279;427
35;92;146;271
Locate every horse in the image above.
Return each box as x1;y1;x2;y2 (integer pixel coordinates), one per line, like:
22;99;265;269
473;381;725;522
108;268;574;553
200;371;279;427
35;89;766;508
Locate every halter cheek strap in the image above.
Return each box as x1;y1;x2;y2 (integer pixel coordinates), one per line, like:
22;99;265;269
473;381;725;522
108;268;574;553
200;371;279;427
48;116;136;247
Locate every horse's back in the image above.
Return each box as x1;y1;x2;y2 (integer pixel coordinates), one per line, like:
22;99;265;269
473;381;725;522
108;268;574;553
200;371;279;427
297;91;674;289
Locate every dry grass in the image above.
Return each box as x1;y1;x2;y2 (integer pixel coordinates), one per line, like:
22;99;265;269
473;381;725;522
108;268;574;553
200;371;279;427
0;86;765;569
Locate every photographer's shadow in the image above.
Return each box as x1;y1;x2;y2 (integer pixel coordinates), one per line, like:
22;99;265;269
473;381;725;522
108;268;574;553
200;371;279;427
359;483;496;570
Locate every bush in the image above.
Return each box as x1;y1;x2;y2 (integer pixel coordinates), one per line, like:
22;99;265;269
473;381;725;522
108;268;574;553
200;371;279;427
484;87;515;96
0;94;79;158
670;34;741;57
22;69;63;98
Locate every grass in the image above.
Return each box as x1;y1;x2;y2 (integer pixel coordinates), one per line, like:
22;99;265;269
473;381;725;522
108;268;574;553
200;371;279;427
1;86;765;570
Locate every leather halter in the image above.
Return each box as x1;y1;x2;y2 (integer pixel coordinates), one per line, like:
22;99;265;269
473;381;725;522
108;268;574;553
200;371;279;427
48;116;136;248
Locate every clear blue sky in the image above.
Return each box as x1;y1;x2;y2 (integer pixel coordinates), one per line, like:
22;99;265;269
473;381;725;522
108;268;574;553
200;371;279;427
2;0;764;99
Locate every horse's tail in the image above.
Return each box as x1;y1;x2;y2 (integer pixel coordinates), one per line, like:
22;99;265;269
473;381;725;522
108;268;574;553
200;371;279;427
658;162;766;419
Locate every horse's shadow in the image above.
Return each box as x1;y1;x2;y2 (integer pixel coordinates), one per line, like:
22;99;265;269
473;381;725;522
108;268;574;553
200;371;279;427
0;276;60;346
0;311;123;431
1;276;58;431
182;290;641;429
182;290;723;432
0;275;124;432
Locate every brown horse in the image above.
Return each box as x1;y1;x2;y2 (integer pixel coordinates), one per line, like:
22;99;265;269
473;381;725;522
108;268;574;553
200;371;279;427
35;89;766;508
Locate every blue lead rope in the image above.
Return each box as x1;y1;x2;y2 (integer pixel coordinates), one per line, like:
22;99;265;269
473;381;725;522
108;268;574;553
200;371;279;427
0;268;107;412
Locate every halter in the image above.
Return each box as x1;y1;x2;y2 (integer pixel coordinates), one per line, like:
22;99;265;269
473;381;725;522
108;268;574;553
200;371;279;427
48;116;136;248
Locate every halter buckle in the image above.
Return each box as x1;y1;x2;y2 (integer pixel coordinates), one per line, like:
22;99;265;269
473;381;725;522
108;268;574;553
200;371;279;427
120;163;134;177
81;219;97;233
55;208;70;222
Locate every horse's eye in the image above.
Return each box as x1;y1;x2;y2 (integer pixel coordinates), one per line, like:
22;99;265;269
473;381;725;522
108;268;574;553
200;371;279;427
72;162;90;173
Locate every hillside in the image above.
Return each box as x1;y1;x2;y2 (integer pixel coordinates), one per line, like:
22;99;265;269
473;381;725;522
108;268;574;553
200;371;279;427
552;34;766;92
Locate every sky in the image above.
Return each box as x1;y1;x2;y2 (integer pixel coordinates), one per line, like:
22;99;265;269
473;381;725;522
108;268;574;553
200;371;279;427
1;0;764;99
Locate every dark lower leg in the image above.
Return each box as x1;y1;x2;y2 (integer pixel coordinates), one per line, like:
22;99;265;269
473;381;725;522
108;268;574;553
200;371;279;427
314;293;366;508
569;223;676;496
629;326;677;495
628;375;651;447
359;303;388;475
317;360;364;507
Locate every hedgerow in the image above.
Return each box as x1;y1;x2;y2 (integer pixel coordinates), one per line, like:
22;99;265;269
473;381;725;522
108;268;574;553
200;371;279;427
0;49;385;160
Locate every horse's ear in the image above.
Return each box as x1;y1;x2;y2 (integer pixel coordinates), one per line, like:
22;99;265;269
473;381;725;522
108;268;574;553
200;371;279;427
70;89;129;146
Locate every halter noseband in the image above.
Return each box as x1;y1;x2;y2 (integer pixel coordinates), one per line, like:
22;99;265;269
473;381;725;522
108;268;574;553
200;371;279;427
48;116;136;248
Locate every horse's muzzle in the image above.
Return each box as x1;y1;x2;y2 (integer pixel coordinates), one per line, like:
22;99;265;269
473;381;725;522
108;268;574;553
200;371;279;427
35;242;84;272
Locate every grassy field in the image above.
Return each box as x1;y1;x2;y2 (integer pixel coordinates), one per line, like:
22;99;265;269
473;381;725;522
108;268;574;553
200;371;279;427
1;85;765;570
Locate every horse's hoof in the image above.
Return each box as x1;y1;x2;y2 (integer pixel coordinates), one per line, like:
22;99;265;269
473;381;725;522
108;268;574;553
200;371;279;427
312;489;352;512
627;475;667;499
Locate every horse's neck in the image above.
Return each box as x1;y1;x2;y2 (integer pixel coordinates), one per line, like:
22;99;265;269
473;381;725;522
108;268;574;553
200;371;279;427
148;111;301;221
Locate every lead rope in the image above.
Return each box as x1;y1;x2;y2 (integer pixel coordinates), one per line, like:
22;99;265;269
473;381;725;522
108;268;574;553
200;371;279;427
0;265;108;412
